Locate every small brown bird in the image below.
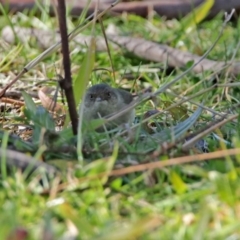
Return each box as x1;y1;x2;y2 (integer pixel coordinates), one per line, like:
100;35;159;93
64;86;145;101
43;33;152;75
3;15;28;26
82;83;135;130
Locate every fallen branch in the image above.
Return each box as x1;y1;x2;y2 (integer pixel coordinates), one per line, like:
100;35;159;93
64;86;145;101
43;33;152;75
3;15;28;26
1;0;240;19
2;26;240;75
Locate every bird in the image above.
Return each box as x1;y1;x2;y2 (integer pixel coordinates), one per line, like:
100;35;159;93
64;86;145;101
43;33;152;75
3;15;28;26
81;83;135;130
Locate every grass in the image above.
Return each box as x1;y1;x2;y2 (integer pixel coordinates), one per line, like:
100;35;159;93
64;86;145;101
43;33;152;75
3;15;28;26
0;2;240;239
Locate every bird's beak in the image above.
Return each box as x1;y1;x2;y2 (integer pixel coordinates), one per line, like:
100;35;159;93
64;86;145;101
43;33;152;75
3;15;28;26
95;97;102;102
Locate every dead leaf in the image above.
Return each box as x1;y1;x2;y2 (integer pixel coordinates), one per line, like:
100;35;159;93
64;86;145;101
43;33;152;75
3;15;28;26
38;87;66;115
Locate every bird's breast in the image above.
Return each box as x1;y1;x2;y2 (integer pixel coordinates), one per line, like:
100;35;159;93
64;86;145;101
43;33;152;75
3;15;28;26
92;101;116;117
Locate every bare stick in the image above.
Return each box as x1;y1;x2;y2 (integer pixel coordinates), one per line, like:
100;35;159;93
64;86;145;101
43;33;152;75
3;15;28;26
182;114;238;150
57;0;78;135
55;148;240;192
0;70;27;98
99;17;116;81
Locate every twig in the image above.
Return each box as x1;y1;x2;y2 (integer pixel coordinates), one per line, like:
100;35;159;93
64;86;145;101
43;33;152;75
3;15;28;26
166;89;225;117
1;97;25;106
182;114;238;150
57;0;78;135
149;105;239;159
0;70;27;98
56;148;240;192
99;17;116;81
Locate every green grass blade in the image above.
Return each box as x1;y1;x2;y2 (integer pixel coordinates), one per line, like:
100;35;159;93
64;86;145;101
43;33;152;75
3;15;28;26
1;131;9;180
73;38;95;107
181;0;215;33
21;91;37;113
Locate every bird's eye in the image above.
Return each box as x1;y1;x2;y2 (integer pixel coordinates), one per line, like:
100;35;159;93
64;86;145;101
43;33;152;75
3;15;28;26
89;94;94;99
106;92;111;98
